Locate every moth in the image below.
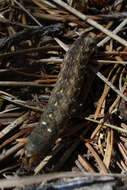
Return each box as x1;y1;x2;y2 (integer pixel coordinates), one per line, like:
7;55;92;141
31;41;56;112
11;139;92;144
24;34;96;166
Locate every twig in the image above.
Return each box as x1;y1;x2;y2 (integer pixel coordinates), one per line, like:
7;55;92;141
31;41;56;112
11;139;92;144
0;94;43;112
0;81;55;87
0;143;24;161
97;60;127;65
98;18;127;47
85;143;108;173
13;0;67;51
85;117;127;134
78;155;95;173
100;51;127;55
0;45;61;58
50;0;127;47
89;66;127;102
0;171;126;188
0;112;28;139
0;128;29;150
13;0;41;26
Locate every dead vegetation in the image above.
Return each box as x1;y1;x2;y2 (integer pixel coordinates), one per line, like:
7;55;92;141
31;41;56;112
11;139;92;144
0;0;127;189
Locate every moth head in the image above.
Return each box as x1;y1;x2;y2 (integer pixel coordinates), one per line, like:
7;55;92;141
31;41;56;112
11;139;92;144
23;130;53;168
